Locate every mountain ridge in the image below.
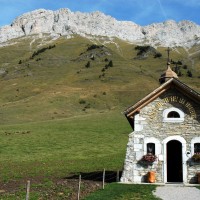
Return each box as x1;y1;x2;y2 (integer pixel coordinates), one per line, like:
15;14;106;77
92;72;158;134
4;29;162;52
0;8;200;48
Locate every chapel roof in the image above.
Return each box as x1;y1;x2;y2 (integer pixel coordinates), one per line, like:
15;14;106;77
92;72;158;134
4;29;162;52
124;78;200;117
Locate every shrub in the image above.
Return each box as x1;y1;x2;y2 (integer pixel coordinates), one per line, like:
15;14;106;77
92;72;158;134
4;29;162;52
85;61;91;68
108;60;113;67
135;45;151;56
30;44;56;59
79;99;86;104
87;44;104;51
183;65;188;69
177;60;182;65
154;52;162;58
178;71;182;77
187;70;193;77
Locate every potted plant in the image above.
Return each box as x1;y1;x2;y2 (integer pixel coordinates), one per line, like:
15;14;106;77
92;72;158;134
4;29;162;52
142;153;157;163
141;153;157;183
192;153;200;162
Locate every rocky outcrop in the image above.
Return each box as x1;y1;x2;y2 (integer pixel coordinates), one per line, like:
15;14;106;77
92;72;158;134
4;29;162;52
0;8;200;47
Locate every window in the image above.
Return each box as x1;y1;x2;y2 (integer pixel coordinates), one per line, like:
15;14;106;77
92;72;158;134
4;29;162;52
144;137;161;156
163;107;184;122
194;143;200;154
147;143;155;155
167;111;180;118
191;138;200;156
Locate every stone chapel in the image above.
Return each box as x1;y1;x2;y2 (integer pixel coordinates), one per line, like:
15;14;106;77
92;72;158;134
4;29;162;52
121;62;200;184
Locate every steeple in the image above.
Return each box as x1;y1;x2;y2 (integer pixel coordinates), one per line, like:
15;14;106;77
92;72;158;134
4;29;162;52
159;62;178;84
159;48;178;84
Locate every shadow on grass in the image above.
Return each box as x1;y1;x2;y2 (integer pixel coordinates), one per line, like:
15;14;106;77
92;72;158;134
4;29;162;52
65;171;122;183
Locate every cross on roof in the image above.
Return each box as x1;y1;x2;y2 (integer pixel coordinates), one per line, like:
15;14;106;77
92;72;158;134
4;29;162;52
166;47;171;62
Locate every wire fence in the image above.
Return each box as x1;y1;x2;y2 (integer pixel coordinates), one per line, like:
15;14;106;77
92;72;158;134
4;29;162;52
25;169;122;200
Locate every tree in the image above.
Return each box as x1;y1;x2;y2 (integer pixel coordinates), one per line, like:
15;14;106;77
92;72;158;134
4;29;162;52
85;61;91;68
108;60;113;67
183;65;188;69
187;70;193;77
178;70;182;77
154;52;162;58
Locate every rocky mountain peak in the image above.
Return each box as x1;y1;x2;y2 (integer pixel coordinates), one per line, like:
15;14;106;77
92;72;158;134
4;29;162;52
0;8;200;47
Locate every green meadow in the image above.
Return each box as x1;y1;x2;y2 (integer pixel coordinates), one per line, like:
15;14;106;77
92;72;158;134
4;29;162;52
0;111;131;181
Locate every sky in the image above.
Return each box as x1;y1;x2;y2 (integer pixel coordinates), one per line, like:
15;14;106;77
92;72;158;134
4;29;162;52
0;0;200;27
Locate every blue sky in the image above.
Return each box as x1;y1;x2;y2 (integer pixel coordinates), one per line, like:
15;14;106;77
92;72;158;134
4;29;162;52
0;0;200;27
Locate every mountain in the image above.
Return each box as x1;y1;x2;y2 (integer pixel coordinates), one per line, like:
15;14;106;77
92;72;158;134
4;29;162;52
0;8;199;125
1;8;200;47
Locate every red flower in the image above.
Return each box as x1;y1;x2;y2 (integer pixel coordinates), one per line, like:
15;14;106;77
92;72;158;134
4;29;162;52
142;153;157;163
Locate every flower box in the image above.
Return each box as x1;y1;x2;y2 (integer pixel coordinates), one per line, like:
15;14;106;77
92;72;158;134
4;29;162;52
192;153;200;162
142;153;157;163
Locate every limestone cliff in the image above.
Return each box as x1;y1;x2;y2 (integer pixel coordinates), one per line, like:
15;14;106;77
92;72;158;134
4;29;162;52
0;8;200;47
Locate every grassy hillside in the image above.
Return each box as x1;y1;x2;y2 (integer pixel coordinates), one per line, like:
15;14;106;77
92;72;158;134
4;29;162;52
0;35;199;124
0;35;199;198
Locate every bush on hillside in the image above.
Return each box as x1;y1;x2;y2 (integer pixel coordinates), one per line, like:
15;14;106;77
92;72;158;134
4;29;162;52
135;46;151;56
87;44;104;51
30;45;56;59
85;61;91;68
154;52;162;58
187;70;193;77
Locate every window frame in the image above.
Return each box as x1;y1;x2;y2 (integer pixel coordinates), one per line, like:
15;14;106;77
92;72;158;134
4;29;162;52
191;137;200;155
163;107;184;123
147;143;155;155
144;137;161;156
194;143;200;154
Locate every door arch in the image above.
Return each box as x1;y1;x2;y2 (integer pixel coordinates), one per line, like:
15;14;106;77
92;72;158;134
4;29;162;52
162;136;187;183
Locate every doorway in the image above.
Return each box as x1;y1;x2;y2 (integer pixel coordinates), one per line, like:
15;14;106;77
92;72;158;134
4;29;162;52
167;140;183;182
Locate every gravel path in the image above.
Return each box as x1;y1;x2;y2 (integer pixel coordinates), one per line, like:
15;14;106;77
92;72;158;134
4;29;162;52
153;185;200;200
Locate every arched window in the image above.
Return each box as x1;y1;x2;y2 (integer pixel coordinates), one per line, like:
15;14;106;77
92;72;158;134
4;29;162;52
163;107;184;122
167;111;180;118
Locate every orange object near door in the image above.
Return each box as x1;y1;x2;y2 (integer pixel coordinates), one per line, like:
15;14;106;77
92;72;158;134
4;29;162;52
197;173;200;184
148;171;156;183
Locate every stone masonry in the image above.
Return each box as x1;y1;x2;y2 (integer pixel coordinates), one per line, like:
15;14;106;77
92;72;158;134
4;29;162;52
121;88;200;184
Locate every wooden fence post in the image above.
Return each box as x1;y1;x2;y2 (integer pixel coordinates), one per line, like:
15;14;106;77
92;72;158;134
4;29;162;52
116;170;120;182
77;174;81;200
102;169;105;189
26;180;30;200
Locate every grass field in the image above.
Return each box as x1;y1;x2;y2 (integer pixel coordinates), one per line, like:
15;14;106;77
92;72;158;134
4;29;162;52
0;111;131;182
84;183;160;200
0;35;199;198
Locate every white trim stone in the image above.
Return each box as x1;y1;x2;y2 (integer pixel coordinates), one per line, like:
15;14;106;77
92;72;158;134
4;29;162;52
163;107;185;123
191;137;200;155
162;136;187;183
